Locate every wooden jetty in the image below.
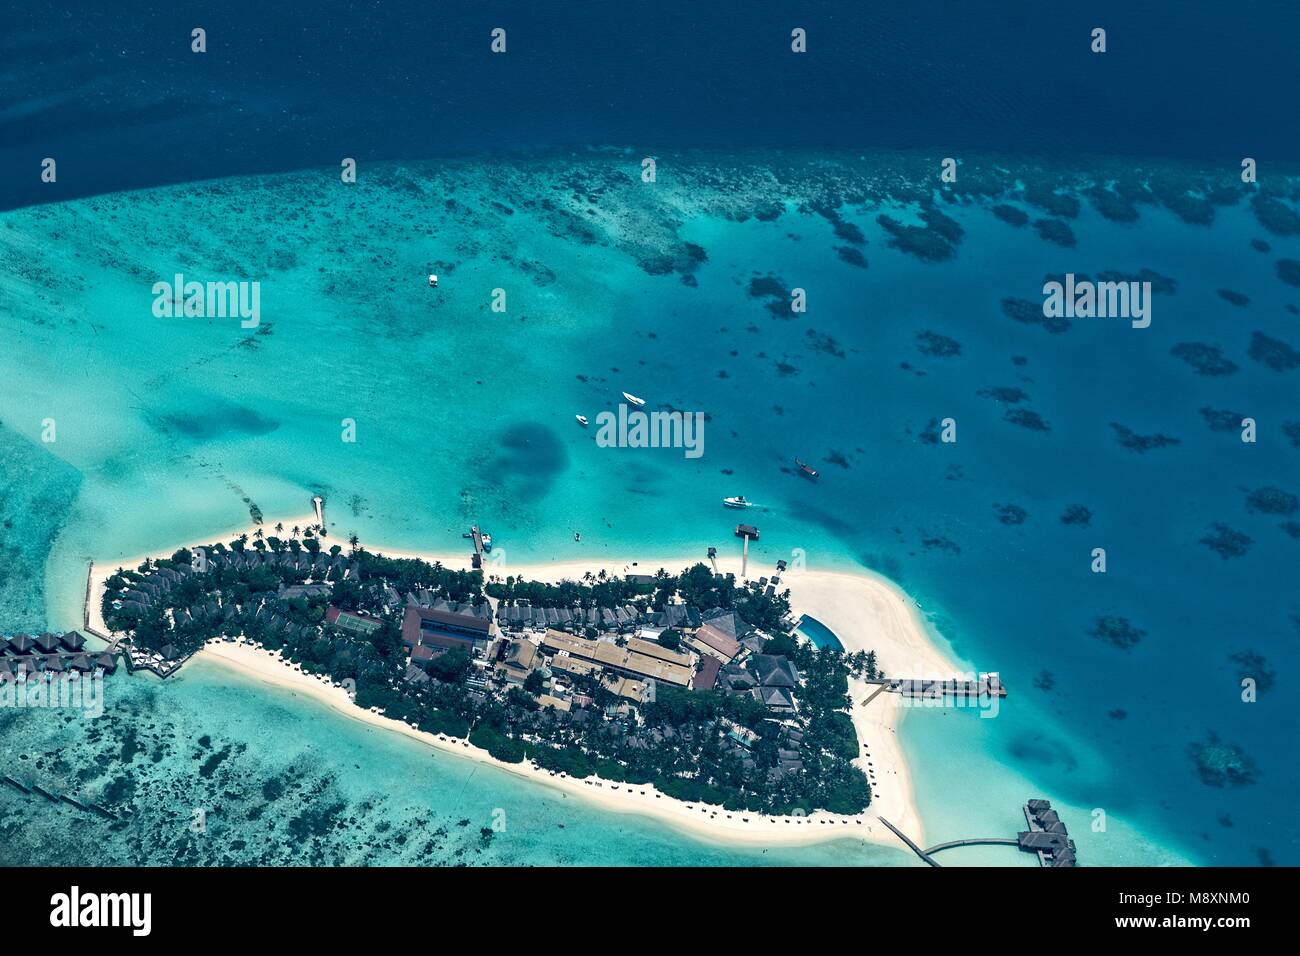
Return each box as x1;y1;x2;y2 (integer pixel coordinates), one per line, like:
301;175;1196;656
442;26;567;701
925;837;1019;854
31;783;59;803
877;817;940;867
734;524;759;579
888;674;1007;700
2;774;127;821
468;525;485;569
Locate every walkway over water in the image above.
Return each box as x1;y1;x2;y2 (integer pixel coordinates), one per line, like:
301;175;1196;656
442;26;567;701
925;838;1019;854
881;800;1076;868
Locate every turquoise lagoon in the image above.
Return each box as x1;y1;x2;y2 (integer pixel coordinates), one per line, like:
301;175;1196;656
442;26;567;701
2;152;1297;865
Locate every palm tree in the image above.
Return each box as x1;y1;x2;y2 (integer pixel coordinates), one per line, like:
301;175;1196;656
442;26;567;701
253;528;264;540
291;525;300;537
275;522;283;534
348;533;359;554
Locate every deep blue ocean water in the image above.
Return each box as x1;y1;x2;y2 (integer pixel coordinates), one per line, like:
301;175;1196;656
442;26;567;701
2;3;1298;867
4;0;1299;210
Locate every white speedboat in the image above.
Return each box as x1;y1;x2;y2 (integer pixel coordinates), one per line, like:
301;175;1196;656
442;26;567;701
481;532;493;552
622;392;646;406
723;496;752;509
575;415;589;426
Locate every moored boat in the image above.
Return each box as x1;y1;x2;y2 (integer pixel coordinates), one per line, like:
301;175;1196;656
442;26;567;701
795;458;819;479
575;415;589;426
622;391;646;406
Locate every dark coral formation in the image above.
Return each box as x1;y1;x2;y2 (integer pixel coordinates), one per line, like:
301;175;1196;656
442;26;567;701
1216;288;1249;307
991;204;1028;226
1200;407;1245;432
1060;505;1092;526
1002;296;1069;334
877;204;964;261
1199;523;1253;560
747;274;796;318
1033;218;1076;247
1250;194;1300;235
1090;616;1146;650
1169;342;1238;376
994;503;1028;525
977;386;1028;404
806;328;845;358
1244;487;1298;516
836;245;868;268
919;535;961;554
1110;422;1180;453
1229;650;1276;694
1247;331;1300;372
1188;734;1258;788
1023;182;1080;218
916;330;962;358
1087;185;1139;222
1005;408;1050;432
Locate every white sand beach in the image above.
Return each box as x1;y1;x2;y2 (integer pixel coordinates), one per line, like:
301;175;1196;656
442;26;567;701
86;514;964;851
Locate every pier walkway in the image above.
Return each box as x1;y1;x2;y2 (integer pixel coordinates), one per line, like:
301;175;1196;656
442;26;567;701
2;774;132;821
925;837;1019;854
877;817;940;867
881;800;1075;867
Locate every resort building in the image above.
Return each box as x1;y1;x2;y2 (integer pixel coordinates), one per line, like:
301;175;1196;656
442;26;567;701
402;605;492;658
540;630;693;688
622;635;693;669
497;639;540;685
605;675;649;703
688;622;742;662
692;655;722;690
547;652;600;679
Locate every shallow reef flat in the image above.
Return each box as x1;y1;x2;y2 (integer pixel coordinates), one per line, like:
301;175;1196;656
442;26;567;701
0;662;901;867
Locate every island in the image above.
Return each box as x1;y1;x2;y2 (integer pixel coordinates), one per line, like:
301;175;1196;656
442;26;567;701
86;515;960;848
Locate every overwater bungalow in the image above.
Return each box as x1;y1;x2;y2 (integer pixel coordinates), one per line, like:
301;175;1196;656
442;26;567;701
60;631;87;652
6;634;35;655
94;652;118;674
34;633;60;654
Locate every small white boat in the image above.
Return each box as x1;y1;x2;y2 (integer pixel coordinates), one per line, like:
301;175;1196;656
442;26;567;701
481;532;493;552
575;415;589;426
723;496;752;509
622;392;646;406
428;274;438;287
